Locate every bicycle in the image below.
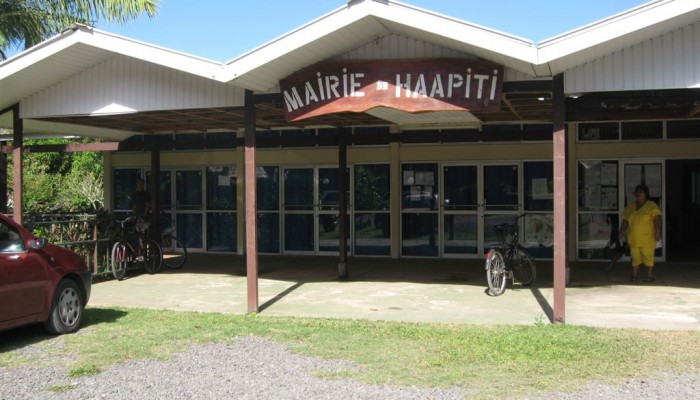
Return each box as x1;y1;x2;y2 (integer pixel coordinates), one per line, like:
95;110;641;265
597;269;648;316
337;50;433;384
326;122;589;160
110;217;163;280
484;213;536;296
158;213;188;269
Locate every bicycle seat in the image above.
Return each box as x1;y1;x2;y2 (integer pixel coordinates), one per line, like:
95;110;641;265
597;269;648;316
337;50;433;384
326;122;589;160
162;226;175;235
493;223;516;234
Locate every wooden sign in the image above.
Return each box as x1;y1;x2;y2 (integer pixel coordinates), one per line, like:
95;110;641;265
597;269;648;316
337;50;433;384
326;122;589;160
279;58;504;122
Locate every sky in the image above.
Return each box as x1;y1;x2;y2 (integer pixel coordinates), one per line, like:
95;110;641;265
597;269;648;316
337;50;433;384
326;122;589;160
92;0;653;63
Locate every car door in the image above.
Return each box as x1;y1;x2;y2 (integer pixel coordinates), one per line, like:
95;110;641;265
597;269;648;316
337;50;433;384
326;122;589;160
0;219;50;326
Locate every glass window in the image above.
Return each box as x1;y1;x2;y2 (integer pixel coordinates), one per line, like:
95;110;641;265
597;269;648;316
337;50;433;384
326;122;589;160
355;212;390;256
667;120;700;139
206;166;236;211
258;212;280;253
113;169;142;211
578;123;619;141
257;166;280;254
402;213;438;256
484;165;518;211
0;220;24;253
354;164;390;211
443;214;478;255
401;163;438;211
319;214;350;253
207;212;236;252
145;171;172;210
176;171;203;210
443;166;477;211
578;160;618;211
284;214;314;251
524;162;553;211
578;213;618;259
284;169;313;210
621;121;663;140
177;214;203;249
257;166;279;211
523;213;553;259
354;164;391;257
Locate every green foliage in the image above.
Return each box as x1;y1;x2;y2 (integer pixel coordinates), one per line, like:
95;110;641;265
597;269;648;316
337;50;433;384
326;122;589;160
68;363;101;378
9;138;104;213
0;0;160;57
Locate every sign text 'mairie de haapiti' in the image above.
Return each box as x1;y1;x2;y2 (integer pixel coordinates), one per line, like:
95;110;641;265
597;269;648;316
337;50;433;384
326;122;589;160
279;59;504;122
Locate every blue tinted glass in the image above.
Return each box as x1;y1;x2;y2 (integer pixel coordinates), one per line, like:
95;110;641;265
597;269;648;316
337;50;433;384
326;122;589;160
114;169;142;211
284;169;313;209
257;166;279;211
284;214;313;251
176;171;203;210
354;164;390;211
401;213;438;256
443;214;478;254
207;167;236;210
258;212;280;253
177;213;203;249
355;212;390;256
207;212;236;252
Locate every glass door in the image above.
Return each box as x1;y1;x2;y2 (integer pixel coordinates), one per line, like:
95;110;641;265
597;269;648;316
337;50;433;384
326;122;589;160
317;167;350;255
622;161;664;260
175;170;204;251
441;165;478;256
282;166;350;255
283;167;315;253
481;164;519;253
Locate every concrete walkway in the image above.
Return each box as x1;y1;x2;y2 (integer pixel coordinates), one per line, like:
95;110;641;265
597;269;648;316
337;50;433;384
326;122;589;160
89;254;700;330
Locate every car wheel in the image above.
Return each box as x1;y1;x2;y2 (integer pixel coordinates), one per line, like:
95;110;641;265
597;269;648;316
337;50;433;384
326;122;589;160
44;279;84;334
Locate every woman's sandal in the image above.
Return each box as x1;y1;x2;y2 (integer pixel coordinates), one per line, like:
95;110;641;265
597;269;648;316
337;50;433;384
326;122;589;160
643;277;656;282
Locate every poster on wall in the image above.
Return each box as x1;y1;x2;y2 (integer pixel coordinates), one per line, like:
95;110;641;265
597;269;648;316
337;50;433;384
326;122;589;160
579;160;619;211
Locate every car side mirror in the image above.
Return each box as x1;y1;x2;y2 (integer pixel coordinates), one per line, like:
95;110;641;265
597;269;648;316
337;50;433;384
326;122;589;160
27;237;48;250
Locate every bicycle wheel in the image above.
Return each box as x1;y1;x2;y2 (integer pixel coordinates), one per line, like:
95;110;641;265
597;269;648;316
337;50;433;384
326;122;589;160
161;236;188;269
512;247;536;286
143;239;163;274
111;241;128;281
486;249;507;296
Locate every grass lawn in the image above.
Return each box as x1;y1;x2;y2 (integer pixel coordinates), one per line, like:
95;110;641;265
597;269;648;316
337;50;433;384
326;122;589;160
2;307;699;398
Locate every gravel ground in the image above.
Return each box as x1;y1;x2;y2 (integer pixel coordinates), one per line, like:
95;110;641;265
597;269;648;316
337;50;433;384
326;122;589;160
1;335;698;399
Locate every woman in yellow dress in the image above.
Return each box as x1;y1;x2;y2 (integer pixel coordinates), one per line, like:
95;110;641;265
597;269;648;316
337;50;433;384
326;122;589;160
618;183;661;282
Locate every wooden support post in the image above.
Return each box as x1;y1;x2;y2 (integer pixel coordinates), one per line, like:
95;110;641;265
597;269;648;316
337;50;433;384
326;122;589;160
552;74;567;324
12;105;23;225
245;90;259;314
338;127;348;279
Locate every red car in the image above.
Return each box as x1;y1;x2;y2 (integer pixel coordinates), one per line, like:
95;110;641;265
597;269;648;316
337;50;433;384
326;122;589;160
0;213;91;334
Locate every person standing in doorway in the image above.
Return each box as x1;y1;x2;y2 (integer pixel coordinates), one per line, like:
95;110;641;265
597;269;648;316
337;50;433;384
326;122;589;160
618;183;661;282
132;178;151;219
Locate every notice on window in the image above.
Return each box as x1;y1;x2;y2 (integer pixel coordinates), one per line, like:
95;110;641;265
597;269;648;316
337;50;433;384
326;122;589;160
531;178;550;199
601;187;617;209
600;163;617;185
403;171;415;185
218;175;231;186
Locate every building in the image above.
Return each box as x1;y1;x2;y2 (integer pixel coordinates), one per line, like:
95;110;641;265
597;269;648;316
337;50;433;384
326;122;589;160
2;0;700;319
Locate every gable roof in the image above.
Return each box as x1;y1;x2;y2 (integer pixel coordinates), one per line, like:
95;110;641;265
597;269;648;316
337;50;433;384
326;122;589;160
219;0;540;91
0;24;223;114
